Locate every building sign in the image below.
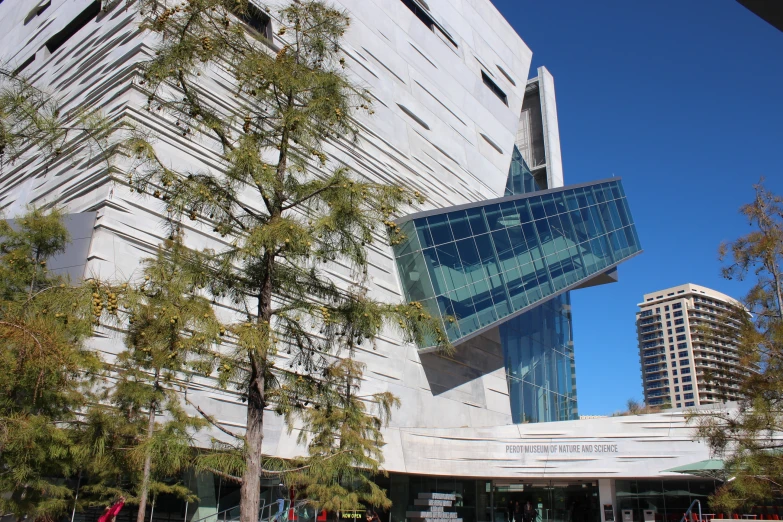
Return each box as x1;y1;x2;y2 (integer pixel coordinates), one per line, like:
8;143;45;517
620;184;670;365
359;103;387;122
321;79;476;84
340;512;365;520
505;444;619;455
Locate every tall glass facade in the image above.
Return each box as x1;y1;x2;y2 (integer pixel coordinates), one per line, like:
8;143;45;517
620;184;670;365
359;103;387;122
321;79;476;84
501;292;577;423
501;147;577;422
392;179;641;347
505;146;542;196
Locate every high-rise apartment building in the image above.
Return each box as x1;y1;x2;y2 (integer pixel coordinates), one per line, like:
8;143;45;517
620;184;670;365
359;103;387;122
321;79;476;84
637;283;747;409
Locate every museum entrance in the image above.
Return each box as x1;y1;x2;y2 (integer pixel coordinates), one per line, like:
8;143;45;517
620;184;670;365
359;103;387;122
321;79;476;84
492;482;600;522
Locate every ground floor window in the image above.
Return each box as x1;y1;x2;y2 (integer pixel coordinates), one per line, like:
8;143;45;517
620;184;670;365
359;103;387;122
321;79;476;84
615;479;717;522
492;482;599;522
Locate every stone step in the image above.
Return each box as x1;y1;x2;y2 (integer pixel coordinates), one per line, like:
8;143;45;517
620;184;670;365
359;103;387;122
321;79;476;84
414;500;454;507
408;519;462;522
417;493;457;501
405;512;459;519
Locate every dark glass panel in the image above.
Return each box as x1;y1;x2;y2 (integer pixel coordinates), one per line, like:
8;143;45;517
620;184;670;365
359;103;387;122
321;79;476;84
492;229;518;273
466;207;488;235
416;218;435;248
427;214;454;245
515;199;533;223
448;210;473;241
541;193;558;217
484;203;505;231
456;238;482;283
529;196;546;220
553;193;568;214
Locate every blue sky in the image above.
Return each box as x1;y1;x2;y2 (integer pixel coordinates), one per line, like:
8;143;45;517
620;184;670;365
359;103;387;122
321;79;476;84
491;0;783;415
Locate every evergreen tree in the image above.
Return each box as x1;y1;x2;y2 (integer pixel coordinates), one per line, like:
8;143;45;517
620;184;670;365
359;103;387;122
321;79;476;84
286;358;400;512
0;67;115;521
0;208;100;521
82;239;221;522
692;180;783;511
0;67;114;169
127;1;448;519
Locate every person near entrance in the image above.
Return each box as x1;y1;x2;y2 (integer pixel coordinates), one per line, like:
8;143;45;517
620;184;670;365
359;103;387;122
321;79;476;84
274;482;288;522
522;501;537;522
514;502;522;522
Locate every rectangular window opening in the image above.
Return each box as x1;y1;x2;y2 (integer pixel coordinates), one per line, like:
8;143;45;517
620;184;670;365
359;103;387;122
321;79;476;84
45;0;100;54
25;0;51;24
233;2;272;40
37;1;51;15
482;71;508;105
402;0;434;29
13;55;35;76
401;0;458;48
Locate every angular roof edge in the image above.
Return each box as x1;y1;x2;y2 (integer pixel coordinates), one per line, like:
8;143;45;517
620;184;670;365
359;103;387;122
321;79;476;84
395;177;623;225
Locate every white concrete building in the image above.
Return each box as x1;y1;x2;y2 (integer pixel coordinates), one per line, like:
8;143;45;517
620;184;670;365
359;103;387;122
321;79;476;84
637;284;747;409
0;2;719;522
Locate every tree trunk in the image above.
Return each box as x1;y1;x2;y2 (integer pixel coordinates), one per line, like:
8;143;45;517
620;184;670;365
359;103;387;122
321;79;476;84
136;399;157;522
239;98;287;522
240;361;266;522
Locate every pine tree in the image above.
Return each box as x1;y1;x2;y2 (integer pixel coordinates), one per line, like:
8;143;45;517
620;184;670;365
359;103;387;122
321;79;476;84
0;67;114;169
0;208;100;521
81;239;221;522
127;1;448;520
692;180;783;511
286;358;400;512
0;65;120;521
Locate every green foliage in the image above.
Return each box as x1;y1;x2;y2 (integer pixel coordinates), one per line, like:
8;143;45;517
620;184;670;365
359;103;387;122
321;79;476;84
0;68;116;169
0;208;101;521
692;180;783;511
128;0;451;516
80;239;220;519
611;398;669;417
285;359;399;511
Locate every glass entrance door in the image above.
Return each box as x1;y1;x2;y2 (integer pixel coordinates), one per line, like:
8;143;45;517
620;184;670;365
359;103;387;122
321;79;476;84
492;482;599;522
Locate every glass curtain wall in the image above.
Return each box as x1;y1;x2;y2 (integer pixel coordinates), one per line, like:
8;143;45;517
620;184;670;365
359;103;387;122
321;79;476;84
615;480;719;522
505;146;542;196
500;293;577;423
492;482;599;522
387;474;492;522
392;180;641;347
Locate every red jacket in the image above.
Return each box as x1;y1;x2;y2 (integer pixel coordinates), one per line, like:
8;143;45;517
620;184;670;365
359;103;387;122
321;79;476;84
98;501;125;522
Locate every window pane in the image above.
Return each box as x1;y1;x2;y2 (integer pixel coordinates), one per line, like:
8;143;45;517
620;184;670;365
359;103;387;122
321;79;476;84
416;219;435;248
515;199;533;223
427;214;454;245
541;194;558;217
492;229;518;272
466;207;488;235
484;204;504;231
529;196;546;220
448;210;472;241
435;242;466;291
455;238;482;284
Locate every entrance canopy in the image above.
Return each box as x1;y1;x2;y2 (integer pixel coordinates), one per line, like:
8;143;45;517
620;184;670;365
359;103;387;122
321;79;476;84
662;459;725;479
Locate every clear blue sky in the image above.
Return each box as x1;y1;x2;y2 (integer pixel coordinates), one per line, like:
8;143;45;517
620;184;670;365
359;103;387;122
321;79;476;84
491;0;783;415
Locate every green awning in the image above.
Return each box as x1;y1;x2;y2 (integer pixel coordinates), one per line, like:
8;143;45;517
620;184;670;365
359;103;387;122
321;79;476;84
662;459;725;479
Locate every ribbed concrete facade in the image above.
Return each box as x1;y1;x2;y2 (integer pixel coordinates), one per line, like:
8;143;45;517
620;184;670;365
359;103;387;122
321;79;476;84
0;0;542;446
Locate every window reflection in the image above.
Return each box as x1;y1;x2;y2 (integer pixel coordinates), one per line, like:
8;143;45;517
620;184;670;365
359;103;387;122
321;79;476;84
392;180;641;347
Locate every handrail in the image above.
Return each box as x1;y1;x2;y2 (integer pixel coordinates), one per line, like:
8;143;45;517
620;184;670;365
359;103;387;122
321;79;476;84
680;500;703;522
189;498;313;522
190;504;247;522
190;500;279;522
